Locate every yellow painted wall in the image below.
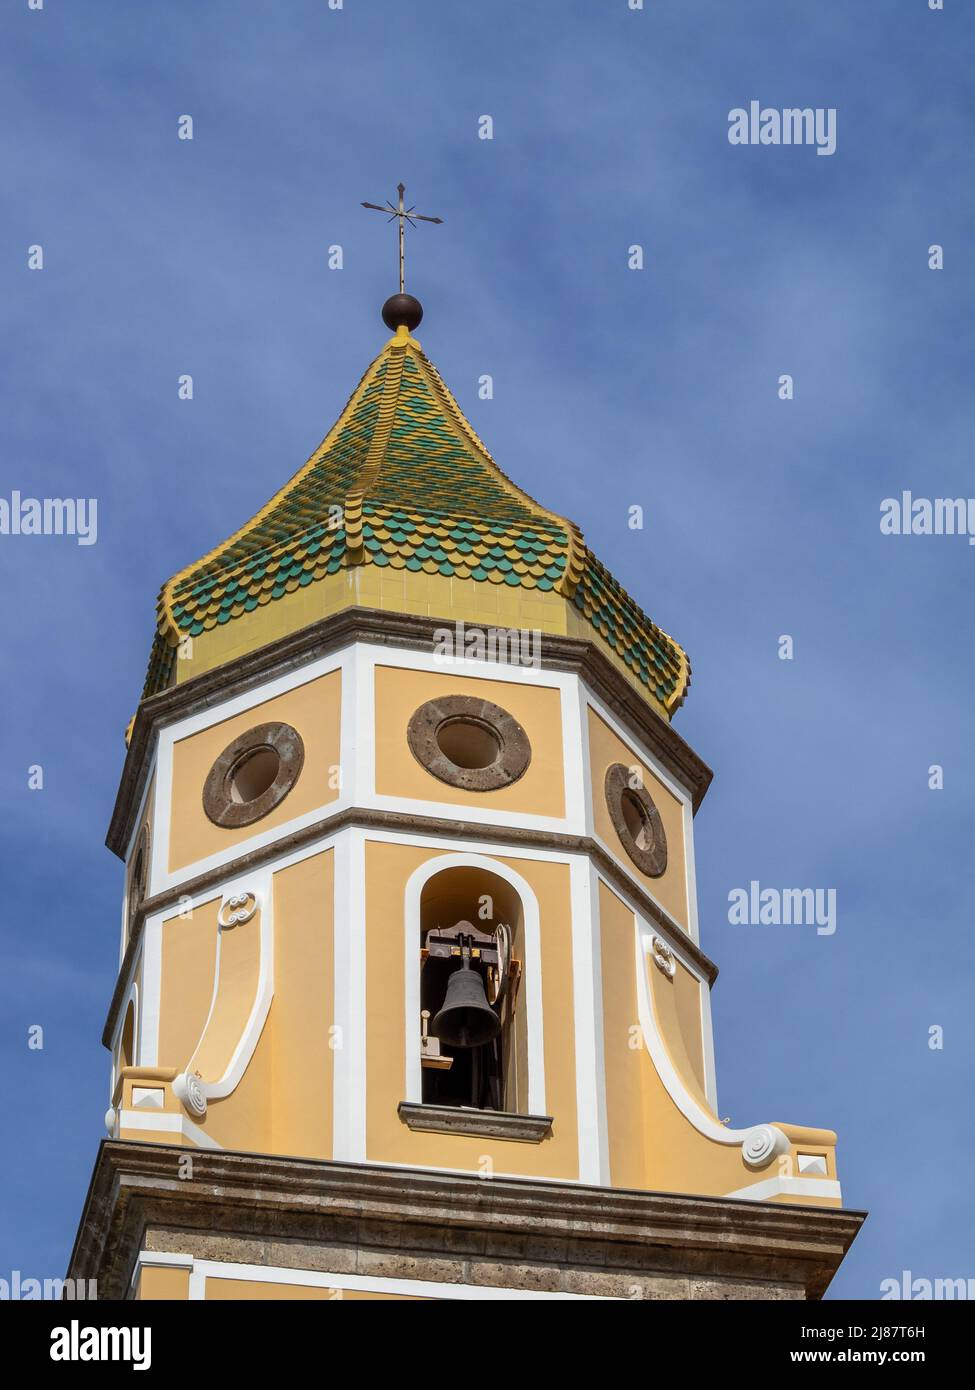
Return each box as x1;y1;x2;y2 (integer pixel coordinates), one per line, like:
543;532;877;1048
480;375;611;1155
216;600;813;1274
270;851;334;1159
168;669;341;872
137;1265;190;1300
588;708;688;926
648;956;709;1108
374;666;566;818
205;1277;423;1300
363;839;579;1179
194;1039;272;1151
158;901;219;1069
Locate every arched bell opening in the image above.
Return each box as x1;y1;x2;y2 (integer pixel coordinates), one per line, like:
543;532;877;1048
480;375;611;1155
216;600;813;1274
418;866;528;1115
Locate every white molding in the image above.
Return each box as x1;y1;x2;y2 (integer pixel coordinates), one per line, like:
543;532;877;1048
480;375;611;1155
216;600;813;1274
569;859;608;1184
681;794;701;947
354;641;375;802
136;1250;194;1270
559;680;589;838
117;1110;222;1150
130;1249;194;1297
402;851;546;1117
181;870;274;1104
339;639;360;808
185;1258;611;1301
724;1176;843;1203
575;679;596;840
332;828;367;1163
699;973;719;1114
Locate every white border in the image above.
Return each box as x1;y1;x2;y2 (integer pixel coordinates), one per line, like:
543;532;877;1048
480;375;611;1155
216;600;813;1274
570;859;608;1184
724;1176;843;1203
118;1110;222;1149
332;827;367;1163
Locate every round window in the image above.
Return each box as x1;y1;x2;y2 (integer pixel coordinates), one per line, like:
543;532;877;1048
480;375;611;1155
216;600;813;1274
435;717;502;770
229;746;281;803
604;763;668;877
202;722;304;828
407;695;531;792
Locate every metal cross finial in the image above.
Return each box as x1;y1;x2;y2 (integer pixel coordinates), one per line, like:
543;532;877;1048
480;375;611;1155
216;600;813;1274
361;183;443;294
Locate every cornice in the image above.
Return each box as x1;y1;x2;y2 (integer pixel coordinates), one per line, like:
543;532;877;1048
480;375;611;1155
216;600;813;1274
67;1141;866;1301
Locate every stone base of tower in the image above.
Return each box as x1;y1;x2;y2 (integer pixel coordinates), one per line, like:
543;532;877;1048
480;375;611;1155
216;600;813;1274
69;1142;863;1302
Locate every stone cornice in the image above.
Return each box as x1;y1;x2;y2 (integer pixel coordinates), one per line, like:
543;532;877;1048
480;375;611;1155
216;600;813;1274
100;805;720;1051
67;1141;866;1301
106;606;713;860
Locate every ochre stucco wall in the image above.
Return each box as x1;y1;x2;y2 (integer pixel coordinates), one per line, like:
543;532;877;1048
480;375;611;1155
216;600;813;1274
374;665;566;818
204;1278;423;1300
137;1265;190;1300
168;669;341;872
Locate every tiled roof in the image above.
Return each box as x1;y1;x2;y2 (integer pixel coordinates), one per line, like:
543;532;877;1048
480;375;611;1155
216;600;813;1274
145;326;689;711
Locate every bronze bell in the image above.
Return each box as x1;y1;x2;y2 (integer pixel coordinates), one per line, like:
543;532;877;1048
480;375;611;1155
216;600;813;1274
431;955;500;1049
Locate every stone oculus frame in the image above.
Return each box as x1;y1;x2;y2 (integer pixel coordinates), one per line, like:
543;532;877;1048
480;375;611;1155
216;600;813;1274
407;693;532;792
202;721;305;829
605;761;668;878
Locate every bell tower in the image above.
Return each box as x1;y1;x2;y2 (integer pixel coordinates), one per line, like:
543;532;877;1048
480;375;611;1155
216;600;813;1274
69;278;863;1301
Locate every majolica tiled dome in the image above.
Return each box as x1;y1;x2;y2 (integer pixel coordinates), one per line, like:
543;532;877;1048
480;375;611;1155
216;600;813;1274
145;324;689;716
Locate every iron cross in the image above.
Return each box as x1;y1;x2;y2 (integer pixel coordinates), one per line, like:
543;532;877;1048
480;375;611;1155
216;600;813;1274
361;183;443;293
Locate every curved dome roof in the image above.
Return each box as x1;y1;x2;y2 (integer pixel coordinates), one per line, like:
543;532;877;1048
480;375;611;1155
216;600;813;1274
144;324;689;719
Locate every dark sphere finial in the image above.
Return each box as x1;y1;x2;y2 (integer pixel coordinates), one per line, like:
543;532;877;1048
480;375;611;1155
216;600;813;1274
382;292;423;332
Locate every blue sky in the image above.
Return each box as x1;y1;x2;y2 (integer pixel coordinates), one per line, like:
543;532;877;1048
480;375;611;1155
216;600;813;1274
1;1;972;1298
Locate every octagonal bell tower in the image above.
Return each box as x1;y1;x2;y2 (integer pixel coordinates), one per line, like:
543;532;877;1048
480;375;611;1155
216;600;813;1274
69;289;862;1302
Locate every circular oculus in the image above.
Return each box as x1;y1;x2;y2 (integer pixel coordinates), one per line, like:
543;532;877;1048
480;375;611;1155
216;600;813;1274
604;762;668;877
202;721;305;828
407;695;532;792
